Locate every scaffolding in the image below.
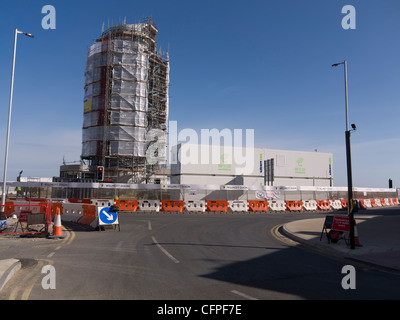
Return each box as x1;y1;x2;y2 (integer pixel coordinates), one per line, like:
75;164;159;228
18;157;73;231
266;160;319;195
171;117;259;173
81;17;169;183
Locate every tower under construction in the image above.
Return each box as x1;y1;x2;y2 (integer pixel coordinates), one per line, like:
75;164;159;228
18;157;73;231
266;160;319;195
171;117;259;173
81;17;169;183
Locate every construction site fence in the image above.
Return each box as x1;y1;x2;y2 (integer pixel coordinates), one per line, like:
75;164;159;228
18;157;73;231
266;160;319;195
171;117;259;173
1;181;398;203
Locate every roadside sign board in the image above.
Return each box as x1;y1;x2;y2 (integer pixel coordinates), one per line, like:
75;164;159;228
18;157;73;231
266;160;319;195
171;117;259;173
97;206;119;226
331;216;350;232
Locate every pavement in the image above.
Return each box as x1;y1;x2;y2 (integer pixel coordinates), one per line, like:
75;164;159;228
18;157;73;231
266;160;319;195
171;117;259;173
1;209;399;294
282;212;400;274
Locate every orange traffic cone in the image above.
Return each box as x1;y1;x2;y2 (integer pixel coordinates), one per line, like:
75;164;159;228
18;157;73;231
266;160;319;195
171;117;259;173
48;207;65;239
354;219;362;247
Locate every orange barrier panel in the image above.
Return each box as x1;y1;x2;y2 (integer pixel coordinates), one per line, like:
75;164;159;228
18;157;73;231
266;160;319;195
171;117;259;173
285;200;303;212
380;198;387;207
4;201;14;216
160;200;185;212
317;200;331;211
370;199;377;207
393;198;399;205
115;199;138;212
77;204;97;225
206;200;229;212
248;200;269;212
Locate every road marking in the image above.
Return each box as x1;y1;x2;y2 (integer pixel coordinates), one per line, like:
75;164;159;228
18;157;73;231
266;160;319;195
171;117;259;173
231;290;258;300
151;236;180;264
47;252;55;258
270;224;299;246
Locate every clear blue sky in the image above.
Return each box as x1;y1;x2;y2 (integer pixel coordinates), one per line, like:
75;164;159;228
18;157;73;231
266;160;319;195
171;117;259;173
0;0;399;188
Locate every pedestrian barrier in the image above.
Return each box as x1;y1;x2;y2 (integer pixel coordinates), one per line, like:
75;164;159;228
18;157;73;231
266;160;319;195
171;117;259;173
393;198;399;205
330;200;343;210
285;200;303;212
228;200;248;212
303;200;318;211
206;200;229;213
247;200;269;212
317;200;331;211
138;200;160;212
374;199;382;207
341;200;348;209
92;199;114;207
185;200;206;212
114;199;138;212
370;199;377;207
269;200;286;212
383;198;390;206
0;201;52;236
161;200;185;212
359;199;372;209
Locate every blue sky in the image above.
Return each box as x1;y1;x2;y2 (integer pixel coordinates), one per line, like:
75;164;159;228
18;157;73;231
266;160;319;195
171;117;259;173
0;0;399;188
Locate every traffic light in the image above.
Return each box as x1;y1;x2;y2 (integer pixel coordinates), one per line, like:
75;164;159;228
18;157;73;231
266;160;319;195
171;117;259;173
97;166;104;181
389;178;393;189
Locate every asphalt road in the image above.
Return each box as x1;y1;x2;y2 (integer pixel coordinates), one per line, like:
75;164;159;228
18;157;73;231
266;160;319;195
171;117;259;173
1;212;400;300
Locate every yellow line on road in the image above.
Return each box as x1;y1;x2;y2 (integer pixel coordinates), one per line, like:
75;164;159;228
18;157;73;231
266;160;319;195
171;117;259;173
270;224;299;246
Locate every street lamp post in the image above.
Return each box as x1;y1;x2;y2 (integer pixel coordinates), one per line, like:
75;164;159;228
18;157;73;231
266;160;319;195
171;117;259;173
332;60;355;249
1;29;34;216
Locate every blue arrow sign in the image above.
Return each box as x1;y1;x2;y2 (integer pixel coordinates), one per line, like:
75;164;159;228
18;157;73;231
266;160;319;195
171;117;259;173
98;207;118;225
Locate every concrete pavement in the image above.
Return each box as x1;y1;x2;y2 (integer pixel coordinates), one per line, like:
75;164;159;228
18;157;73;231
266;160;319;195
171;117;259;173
282;213;400;274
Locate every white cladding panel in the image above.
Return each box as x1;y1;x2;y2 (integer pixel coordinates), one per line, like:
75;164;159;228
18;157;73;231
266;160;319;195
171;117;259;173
171;144;333;186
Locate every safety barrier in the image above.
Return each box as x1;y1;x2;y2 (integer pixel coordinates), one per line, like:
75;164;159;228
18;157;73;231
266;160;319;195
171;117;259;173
374;199;382;207
317;200;331;211
285;200;303;212
92;199;114;207
161;200;185;212
269;200;286;212
228;200;248;212
185;200;206;212
247;200;269;212
340;200;348;209
393;198;399;205
330;200;343;210
359;199;371;209
137;200;160;212
59;203;98;228
114;199;138;212
206;200;229;213
303;200;318;211
0;201;52;236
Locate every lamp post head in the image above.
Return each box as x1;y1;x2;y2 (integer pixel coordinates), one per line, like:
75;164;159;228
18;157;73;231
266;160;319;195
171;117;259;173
17;30;34;38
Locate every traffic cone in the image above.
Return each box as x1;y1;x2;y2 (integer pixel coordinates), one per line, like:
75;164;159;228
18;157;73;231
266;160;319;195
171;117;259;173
354;219;362;247
48;207;65;239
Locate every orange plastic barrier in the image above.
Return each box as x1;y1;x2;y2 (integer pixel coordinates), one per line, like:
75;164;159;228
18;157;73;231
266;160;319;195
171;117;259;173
248;200;269;212
370;199;377;207
115;199;138;212
78;204;97;225
317;200;331;211
285;200;303;212
206;200;229;212
393;198;399;205
160;200;185;212
380;198;387;207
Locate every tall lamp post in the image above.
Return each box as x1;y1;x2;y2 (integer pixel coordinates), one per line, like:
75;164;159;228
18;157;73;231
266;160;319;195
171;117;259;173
332;60;356;249
1;29;34;216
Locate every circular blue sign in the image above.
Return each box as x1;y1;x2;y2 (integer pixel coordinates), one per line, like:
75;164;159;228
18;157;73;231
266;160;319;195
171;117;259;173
99;207;118;224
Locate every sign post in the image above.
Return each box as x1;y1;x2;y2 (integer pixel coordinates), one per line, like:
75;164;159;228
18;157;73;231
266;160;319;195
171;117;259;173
97;206;120;231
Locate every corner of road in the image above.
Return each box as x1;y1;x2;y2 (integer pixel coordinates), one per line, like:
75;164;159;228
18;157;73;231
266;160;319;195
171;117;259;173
0;259;21;292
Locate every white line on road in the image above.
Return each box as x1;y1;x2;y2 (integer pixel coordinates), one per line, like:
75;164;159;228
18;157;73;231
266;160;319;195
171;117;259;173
231;290;259;300
47;252;55;258
151;236;180;264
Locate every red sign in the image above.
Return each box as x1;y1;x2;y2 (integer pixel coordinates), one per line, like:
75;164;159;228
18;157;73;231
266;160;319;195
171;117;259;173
332;216;350;232
18;210;31;223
